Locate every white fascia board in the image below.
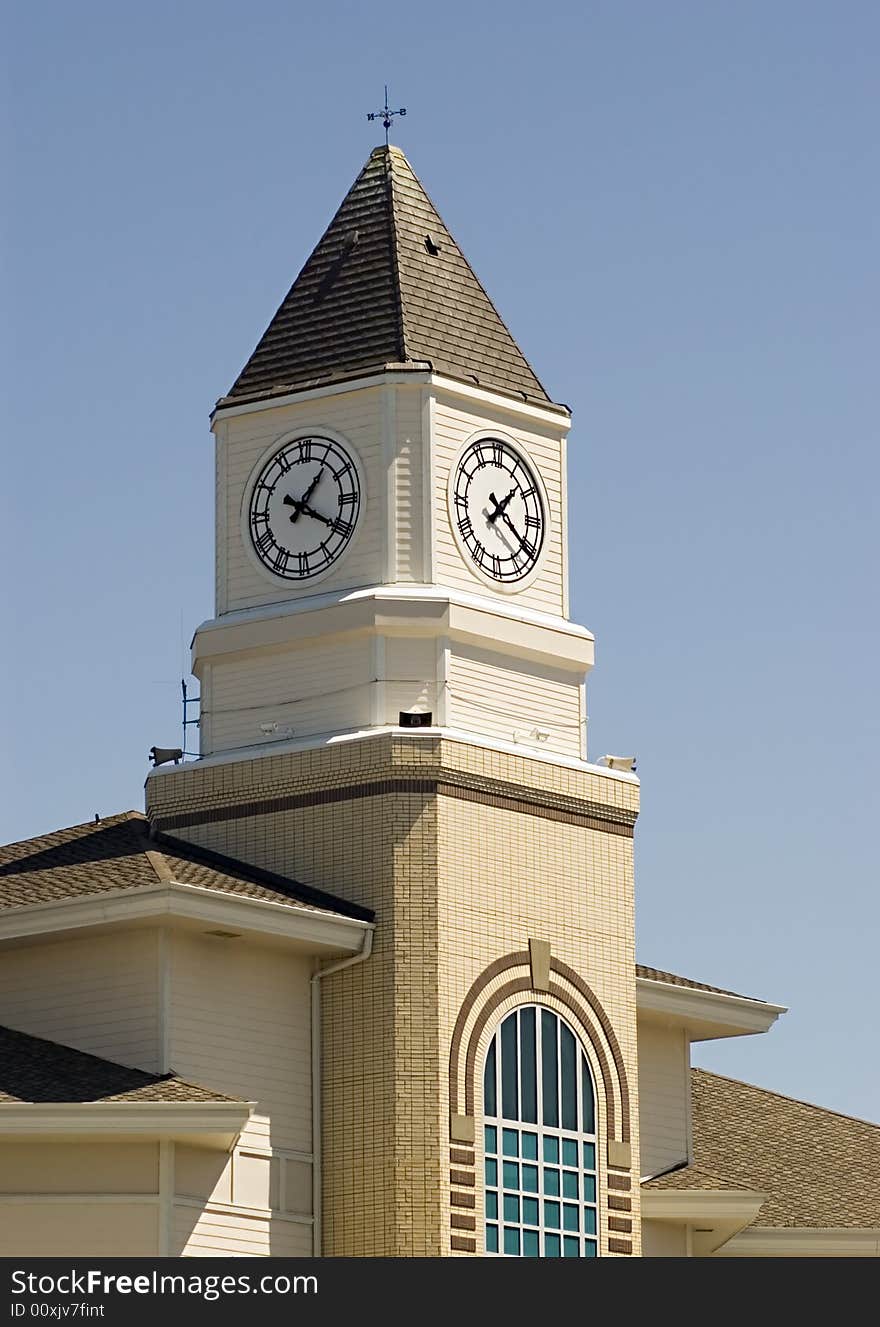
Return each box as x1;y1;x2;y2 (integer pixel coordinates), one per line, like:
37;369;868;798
210;369;570;430
192;583;594;646
154;720;639;786
642;1189;767;1225
715;1227;880;1258
0;1101;253;1147
636;977;787;1039
0;882;371;954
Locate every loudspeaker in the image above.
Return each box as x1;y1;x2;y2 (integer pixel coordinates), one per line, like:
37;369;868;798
398;711;432;729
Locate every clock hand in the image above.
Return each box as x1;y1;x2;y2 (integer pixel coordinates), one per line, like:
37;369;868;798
499;508;533;552
486;488;517;525
283;468;324;524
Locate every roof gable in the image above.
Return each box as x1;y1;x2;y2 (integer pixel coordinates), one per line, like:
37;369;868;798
223;146;552;408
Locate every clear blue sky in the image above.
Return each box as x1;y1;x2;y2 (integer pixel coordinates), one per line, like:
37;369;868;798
2;2;877;1121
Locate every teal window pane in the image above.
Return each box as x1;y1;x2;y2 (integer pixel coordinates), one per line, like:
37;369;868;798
523;1230;540;1257
562;1139;578;1167
486;1224;498;1253
543;1137;559;1164
503;1194;520;1222
522;1197;539;1225
502;1128;519;1157
484;1040;496;1118
544;1167;560;1196
581;1054;595;1134
560;1024;577;1130
563;1204;579;1232
583;1175;596;1203
502;1161;519;1189
484;1125;497;1155
583;1206;596;1235
503;1227;520;1256
486;1191;498;1220
522;1164;539;1193
545;1233;561;1257
584;1239;597;1258
541;1011;558;1126
582;1141;595;1171
562;1170;579;1199
520;1007;537;1123
544;1200;560;1229
563;1236;580;1258
485;1158;497;1186
522;1132;538;1161
501;1014;519;1120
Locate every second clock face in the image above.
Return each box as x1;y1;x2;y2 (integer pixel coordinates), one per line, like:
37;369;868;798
248;436;360;581
452;438;545;583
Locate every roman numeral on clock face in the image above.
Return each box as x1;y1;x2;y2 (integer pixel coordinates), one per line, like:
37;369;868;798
249;436;361;580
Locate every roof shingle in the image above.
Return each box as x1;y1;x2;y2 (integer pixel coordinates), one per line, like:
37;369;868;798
222;146;555;409
0;810;373;922
645;1069;880;1228
636;964;766;1002
0;1025;240;1104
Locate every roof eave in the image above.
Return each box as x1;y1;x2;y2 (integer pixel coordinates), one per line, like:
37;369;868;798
0;1100;253;1150
636;976;787;1041
0;881;373;955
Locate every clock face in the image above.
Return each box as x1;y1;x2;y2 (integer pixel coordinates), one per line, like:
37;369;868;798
451;438;545;583
247;436;361;581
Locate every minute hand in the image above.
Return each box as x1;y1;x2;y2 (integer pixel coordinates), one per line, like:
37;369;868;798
294;502;335;528
499;509;534;553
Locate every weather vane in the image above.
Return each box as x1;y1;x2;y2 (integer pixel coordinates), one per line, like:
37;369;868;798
367;85;406;146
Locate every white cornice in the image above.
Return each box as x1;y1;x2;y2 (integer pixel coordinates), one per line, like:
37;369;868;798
210;369;570;430
0;1100;253;1149
642;1189;767;1224
715;1227;880;1258
636;976;786;1041
0;880;372;954
191;582;594;645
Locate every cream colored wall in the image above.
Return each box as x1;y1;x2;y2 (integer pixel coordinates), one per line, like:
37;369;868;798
172;1145;312;1257
446;641;583;759
0;1142;161;1257
642;1219;688;1257
431;392;567;616
0;931;160;1071
169;933;311;1155
637;1021;690;1177
172;1204;312;1257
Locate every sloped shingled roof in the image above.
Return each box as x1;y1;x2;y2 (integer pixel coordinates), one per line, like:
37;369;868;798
645;1069;880;1228
0;810;373;922
0;1025;240;1105
222;145;555;409
636;964;766;1002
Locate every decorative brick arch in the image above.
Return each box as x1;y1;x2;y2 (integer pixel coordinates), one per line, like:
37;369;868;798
448;950;631;1143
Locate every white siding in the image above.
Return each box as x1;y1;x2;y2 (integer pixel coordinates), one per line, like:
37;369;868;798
169;934;312;1154
173;1204;312;1258
637;1021;690;1177
382;634;438;724
393;385;425;582
204;637;373;754
431;394;567;615
220;389;385;614
0;931;160;1071
642;1220;688;1257
447;643;583;759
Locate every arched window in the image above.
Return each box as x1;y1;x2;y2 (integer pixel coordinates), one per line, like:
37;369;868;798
482;1006;598;1257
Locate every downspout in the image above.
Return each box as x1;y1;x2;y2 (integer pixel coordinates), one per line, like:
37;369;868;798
310;927;374;1256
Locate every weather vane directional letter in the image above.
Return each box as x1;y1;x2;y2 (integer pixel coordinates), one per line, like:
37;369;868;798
367;85;406;146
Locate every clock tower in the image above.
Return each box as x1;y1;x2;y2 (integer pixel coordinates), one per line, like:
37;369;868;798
146;145;641;1256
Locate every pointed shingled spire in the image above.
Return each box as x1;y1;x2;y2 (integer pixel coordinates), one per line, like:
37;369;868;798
221;146;555;409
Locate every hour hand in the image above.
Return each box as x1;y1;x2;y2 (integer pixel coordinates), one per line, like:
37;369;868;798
487;488;516;525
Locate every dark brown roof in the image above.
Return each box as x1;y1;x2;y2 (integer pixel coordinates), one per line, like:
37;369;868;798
636;964;765;1002
222;145;556;409
0;1025;240;1104
645;1069;880;1228
0;811;373;922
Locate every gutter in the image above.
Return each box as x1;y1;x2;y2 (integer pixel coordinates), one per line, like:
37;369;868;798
309;927;375;1256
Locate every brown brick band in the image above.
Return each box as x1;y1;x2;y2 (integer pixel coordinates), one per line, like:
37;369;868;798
608;1195;631;1212
451;1214;476;1232
450;1148;475;1166
450;1235;477;1253
608;1237;632;1255
607;1174;631;1191
450;955;630;1143
608;1216;632;1234
450;1192;476;1210
151;776;636;837
450;1169;475;1188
